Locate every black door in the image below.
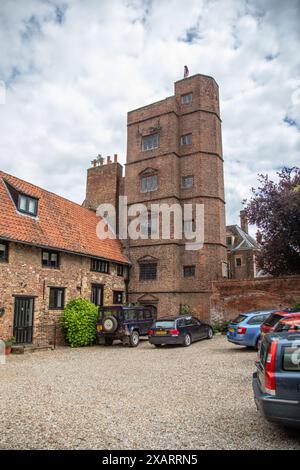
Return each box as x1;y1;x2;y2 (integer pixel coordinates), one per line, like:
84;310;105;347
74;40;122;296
91;284;103;306
13;297;35;344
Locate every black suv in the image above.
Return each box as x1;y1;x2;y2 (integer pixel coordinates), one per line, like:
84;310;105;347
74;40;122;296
96;306;156;347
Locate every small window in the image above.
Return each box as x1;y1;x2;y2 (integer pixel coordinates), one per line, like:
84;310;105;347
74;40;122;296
113;291;123;304
18;194;38;216
42;250;60;269
183;266;195;277
182;176;194;189
116;264;124;276
142;134;159;151
0;241;8;262
141;174;158;192
226;236;233;246
49;287;65;310
140;263;157;281
235;257;242;267
180;134;192;146
181;93;193;104
91;258;109;273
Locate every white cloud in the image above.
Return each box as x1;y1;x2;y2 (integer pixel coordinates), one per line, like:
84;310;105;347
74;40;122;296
0;0;299;229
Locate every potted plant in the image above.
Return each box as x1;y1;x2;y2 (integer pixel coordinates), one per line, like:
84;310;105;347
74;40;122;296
5;336;16;355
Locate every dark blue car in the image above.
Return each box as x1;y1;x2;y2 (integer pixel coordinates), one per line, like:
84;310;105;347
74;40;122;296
227;310;275;349
148;315;213;347
253;331;300;428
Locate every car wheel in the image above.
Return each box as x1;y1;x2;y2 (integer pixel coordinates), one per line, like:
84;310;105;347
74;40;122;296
129;331;140;347
183;334;191;347
207;327;213;339
154;344;162;348
104;338;114;346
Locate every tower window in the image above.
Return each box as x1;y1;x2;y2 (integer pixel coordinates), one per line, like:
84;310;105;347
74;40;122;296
180;134;192;146
181;93;193;104
182;176;194;189
142;133;159;151
18;194;38;216
183;265;195;277
139;263;157;281
235;257;242;267
141;174;158;192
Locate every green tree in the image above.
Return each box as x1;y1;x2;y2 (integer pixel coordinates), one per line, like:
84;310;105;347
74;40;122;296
61;298;98;347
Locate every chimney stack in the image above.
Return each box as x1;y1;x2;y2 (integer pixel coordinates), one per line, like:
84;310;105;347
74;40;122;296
240;210;248;234
114;154;118;163
107;155;111;164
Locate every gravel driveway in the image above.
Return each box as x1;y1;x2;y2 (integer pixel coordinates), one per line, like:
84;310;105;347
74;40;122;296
0;336;299;450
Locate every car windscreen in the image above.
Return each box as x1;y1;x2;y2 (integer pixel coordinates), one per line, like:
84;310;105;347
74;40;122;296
154;320;176;329
283;345;300;371
231;315;247;324
264;313;284;327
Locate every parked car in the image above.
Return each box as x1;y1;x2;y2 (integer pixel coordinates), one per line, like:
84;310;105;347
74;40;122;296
253;331;300;428
274;314;300;333
227;310;275;349
261;310;300;336
148;315;213;347
96;306;156;347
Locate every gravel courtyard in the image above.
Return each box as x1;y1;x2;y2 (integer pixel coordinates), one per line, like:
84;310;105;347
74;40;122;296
1;336;299;450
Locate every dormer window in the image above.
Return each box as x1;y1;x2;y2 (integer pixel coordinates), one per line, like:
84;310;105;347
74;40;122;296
18;194;38;216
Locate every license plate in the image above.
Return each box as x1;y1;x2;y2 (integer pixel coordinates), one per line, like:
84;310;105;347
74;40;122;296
97;325;102;331
229;328;235;333
156;331;166;335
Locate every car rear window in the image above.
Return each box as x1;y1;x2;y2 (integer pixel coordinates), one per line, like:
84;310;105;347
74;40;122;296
247;315;267;325
155;320;176;329
264;313;284;327
283;345;300;371
231;315;247;324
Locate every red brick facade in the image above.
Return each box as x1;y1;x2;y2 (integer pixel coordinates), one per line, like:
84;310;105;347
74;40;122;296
0;242;128;344
84;74;227;319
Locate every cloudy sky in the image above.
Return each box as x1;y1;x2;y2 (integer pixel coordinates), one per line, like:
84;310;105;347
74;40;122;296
0;0;299;228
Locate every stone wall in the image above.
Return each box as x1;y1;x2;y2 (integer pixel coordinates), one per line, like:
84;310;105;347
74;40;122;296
210;276;300;322
0;242;127;343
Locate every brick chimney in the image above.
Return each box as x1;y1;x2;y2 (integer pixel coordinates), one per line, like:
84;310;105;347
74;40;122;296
240;210;248;234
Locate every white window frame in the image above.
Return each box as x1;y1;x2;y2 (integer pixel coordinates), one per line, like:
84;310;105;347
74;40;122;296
142;133;159;151
180;134;192;146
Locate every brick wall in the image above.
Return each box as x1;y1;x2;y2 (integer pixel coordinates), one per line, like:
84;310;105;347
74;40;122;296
210;276;300;322
0;242;127;343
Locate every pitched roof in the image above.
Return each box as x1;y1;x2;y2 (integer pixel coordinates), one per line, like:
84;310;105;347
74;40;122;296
0;170;129;264
226;224;260;251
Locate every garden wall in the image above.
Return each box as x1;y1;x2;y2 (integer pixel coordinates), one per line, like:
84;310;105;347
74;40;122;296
210;276;300;322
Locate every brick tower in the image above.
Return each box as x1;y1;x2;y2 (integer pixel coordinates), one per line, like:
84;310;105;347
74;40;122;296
84;73;227;319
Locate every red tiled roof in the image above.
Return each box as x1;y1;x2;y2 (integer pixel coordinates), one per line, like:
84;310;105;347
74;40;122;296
0;171;129;264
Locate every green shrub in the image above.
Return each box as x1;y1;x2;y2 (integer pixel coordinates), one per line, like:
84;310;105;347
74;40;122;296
292;302;300;310
61;298;98;347
212;320;231;334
